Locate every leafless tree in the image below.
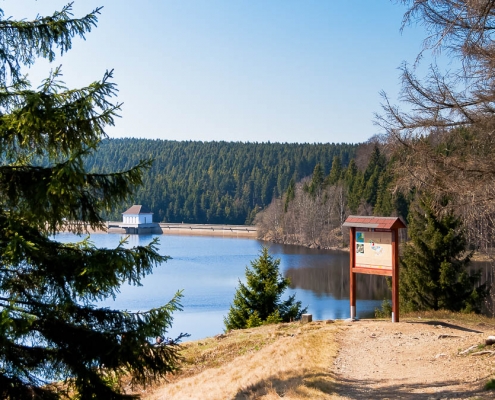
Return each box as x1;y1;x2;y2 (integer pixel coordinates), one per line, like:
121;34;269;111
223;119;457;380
255;197;284;242
257;180;350;249
376;0;495;256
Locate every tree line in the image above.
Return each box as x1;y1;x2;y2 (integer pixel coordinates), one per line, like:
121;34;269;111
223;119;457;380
86;138;357;224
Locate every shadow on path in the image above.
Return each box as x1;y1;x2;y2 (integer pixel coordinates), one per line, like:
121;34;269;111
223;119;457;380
332;374;491;399
231;370;491;399
406;320;484;333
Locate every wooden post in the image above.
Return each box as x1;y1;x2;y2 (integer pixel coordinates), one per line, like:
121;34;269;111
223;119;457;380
391;229;399;322
349;227;356;319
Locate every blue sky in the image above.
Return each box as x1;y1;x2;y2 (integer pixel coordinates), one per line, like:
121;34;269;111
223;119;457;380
5;1;433;144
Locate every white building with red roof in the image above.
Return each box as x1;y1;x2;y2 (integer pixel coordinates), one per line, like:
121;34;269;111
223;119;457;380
117;205;158;234
122;205;153;226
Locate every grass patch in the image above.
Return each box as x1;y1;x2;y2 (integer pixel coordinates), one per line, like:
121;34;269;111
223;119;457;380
485;378;495;390
139;321;341;399
179;325;283;372
375;299;392;318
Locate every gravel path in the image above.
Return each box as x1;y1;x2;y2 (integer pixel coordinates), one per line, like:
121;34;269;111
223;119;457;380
333;319;495;399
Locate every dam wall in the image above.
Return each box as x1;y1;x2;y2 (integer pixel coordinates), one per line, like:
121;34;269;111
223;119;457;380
105;222;257;238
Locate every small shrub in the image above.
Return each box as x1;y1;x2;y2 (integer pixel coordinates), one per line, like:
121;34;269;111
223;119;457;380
224;247;307;331
246;311;263;328
375;299;392;318
264;310;282;325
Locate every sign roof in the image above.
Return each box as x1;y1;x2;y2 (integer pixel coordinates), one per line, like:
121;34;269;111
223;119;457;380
343;216;406;230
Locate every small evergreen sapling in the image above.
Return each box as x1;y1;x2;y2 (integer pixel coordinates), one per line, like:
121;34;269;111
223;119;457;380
224;247;307;331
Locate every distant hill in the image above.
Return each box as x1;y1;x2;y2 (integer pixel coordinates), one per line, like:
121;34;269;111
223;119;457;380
86;138;357;224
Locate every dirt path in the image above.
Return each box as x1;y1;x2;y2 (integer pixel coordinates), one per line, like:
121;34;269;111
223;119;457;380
333;319;495;399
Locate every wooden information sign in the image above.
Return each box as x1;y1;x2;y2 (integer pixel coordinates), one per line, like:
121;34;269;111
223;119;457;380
343;216;406;322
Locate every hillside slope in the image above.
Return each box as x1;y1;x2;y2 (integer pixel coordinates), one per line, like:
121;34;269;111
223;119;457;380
122;313;495;399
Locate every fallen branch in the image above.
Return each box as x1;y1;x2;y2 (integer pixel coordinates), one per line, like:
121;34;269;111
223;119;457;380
458;345;477;355
470;350;495;356
438;334;460;339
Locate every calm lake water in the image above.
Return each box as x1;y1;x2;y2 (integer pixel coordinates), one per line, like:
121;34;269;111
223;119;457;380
55;233;390;341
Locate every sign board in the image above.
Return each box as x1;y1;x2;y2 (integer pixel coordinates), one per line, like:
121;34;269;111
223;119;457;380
355;230;392;270
343;216;406;323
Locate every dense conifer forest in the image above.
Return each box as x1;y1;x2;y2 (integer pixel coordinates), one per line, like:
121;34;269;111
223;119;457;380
86;138;357;224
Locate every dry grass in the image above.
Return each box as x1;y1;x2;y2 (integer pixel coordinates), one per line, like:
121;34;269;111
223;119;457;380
138;320;340;400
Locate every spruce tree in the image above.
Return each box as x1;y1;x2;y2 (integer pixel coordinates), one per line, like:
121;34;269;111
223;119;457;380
304;163;325;198
224;247;307;331
400;196;487;313
284;178;295;212
362;145;386;208
373;171;394;216
0;5;185;399
363;166;381;207
327;155;342;185
363;145;385;182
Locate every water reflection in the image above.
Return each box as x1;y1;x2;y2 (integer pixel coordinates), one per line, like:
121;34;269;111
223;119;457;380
55;234;391;340
266;244;391;301
285;262;390;300
267;244;391;322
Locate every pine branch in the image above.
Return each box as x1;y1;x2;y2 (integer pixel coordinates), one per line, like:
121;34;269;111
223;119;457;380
0;4;102;83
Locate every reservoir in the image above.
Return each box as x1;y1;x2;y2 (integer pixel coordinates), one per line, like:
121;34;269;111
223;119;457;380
55;233;390;341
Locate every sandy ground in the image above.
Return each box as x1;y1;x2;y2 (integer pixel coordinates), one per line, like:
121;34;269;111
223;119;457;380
334;319;495;399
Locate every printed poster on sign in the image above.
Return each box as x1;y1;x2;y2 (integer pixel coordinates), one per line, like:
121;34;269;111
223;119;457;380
355;230;393;269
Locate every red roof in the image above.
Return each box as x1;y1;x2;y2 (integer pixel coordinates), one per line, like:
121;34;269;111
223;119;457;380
122;205;153;215
343;216;406;230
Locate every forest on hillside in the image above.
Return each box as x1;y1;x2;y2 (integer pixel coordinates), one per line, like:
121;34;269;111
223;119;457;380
256;140;411;249
86;139;357;224
257;133;495;256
